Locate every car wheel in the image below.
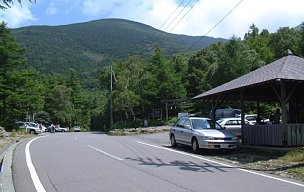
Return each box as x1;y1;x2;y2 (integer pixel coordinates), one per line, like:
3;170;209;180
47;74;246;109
170;134;177;147
192;138;199;153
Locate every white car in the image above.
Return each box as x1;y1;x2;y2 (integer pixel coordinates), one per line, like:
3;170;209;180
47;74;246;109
245;114;269;124
55;125;68;132
217;117;252;137
24;122;42;134
169;117;240;152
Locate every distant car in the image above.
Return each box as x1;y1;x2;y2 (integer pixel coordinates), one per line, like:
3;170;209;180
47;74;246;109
24;122;42;134
210;108;241;120
16;121;27;129
245;114;269;125
169;117;240;153
55;125;68;132
216;117;252;137
73;126;81;132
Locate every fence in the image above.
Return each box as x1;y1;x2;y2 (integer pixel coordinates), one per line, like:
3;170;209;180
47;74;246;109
287;124;304;146
243;124;304;147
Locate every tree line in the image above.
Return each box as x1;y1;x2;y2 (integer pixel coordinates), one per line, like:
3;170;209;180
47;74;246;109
1;21;304;131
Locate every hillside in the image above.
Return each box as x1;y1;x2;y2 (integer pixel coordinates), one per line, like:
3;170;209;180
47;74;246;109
12;19;226;81
294;22;304;30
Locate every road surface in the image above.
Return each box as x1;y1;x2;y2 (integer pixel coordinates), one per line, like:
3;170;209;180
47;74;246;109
13;132;304;192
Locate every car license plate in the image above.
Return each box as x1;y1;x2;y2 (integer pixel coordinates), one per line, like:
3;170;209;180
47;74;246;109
220;144;229;149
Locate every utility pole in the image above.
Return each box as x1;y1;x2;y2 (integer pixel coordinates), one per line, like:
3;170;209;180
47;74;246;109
110;65;113;130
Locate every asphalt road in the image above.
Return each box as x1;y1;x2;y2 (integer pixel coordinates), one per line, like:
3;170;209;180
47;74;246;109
13;132;304;192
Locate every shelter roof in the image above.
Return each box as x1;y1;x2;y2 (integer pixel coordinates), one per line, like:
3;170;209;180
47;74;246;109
193;55;304;101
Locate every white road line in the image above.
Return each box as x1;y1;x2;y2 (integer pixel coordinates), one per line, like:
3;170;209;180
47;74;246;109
137;141;304;188
87;145;124;161
25;136;48;192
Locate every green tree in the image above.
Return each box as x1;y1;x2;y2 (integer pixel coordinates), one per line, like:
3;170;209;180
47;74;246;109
245;24;274;63
112;56;151;120
270;27;301;58
0;0;35;9
67;69;90;129
88;89;108;131
299;27;304;56
0;22;27;127
150;46;186;101
188;42;224;97
46;85;73;126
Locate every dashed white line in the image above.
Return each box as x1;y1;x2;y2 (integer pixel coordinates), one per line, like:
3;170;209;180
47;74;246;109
25;136;48;192
136;141;304;188
87;145;124;161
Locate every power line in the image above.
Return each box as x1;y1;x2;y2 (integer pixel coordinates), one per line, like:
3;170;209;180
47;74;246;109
192;0;244;47
158;0;186;30
167;0;200;33
157;0;193;39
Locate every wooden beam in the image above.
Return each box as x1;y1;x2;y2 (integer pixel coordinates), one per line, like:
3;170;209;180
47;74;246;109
240;89;245;144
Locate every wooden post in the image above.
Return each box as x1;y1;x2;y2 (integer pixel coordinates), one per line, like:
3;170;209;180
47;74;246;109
281;80;288;146
240;89;245;144
165;100;168;122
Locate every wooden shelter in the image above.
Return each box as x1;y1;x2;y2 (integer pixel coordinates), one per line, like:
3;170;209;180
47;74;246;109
193;54;304;147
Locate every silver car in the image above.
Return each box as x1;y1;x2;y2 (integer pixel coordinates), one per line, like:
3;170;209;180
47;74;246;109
169;117;240;152
217;117;252;137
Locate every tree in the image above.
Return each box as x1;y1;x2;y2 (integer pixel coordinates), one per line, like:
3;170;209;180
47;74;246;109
46;85;73;126
188;42;224;97
67;69;90;129
244;24;274;63
0;0;35;9
149;46;186;101
270;27;301;58
112;56;150;120
0;22;27;127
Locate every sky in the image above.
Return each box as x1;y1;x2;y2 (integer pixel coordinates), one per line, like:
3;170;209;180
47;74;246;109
0;0;303;39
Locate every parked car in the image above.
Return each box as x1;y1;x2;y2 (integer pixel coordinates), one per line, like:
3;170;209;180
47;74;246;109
210;108;241;120
16;121;27;129
169;116;240;153
73;126;81;132
55;125;68;132
24;122;42;134
216;117;252;137
245;114;269;125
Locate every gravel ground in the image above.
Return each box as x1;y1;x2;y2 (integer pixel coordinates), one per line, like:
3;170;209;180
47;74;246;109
200;148;304;182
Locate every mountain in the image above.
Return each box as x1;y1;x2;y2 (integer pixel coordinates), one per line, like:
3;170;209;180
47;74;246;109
294;22;304;30
12;19;226;81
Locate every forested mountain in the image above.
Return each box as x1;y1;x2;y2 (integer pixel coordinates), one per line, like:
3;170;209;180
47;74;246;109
12;19;226;80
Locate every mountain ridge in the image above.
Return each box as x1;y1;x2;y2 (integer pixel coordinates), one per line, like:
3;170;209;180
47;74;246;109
12;18;227;80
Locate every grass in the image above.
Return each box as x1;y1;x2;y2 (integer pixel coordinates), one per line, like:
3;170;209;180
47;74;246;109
281;148;304;162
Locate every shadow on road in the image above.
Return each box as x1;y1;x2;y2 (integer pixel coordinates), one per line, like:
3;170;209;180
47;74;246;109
125;155;235;173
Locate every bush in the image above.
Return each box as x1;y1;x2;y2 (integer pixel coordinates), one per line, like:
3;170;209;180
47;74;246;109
166;117;178;125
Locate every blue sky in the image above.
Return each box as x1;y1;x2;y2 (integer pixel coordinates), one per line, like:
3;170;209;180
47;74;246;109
1;0;303;38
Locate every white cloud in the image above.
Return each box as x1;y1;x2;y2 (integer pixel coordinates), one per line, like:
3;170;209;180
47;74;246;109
94;0;304;38
82;0;123;16
46;2;58;15
2;0;303;38
46;0;80;15
0;3;36;28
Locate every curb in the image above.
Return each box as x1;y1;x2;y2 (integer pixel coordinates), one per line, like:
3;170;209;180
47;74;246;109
0;142;18;192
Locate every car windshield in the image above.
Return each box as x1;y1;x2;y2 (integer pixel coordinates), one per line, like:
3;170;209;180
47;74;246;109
192;119;223;130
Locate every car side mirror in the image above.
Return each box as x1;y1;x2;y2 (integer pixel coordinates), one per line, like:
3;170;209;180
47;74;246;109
184;125;191;129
